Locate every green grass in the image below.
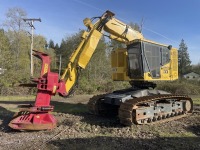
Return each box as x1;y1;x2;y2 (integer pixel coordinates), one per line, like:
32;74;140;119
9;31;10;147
191;97;200;105
0;95;88;114
0;96;35;112
0;95;35;101
159;131;196;138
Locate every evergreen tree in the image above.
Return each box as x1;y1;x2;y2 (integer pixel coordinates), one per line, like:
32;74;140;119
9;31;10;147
58;31;83;67
55;43;59;51
178;39;191;76
49;39;55;49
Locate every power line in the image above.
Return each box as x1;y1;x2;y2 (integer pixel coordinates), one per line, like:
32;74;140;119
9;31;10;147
72;0;177;44
142;26;179;44
73;0;104;12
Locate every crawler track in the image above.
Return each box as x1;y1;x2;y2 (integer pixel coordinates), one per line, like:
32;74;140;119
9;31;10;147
118;95;193;125
87;94;119;116
88;94;193;126
87;94;105;115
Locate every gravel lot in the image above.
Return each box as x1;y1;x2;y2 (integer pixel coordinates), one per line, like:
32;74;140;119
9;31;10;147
0;95;200;150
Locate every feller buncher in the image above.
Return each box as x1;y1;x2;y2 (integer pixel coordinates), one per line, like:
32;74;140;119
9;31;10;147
9;10;193;130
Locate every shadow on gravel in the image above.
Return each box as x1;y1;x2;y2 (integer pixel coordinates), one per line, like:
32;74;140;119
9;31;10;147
186;104;200;137
48;136;200;150
0;101;35;132
51;101;87;114
0;101;33;105
51;101;121;128
0;106;15;132
0;100;120;128
187;125;200;136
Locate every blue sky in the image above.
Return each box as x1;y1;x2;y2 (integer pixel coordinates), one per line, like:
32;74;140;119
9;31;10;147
0;0;200;64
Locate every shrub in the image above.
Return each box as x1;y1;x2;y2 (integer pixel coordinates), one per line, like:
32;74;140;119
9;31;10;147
156;79;200;95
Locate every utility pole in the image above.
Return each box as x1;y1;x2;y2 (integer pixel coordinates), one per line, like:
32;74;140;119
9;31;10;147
59;55;62;78
23;18;41;77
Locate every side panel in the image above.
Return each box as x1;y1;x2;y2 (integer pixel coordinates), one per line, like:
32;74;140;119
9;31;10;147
111;49;130;81
170;48;178;80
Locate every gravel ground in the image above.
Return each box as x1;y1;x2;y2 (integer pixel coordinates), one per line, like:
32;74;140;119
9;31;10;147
0;95;200;150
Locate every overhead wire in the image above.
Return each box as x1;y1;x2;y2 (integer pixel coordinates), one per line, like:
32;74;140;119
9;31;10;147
72;0;178;44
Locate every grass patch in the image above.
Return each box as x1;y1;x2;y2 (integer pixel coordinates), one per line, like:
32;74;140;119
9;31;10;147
0;96;35;101
0;96;35;113
190;96;200;105
3;107;18;112
159;131;196;138
94;133;114;137
0;95;88;114
157;80;200;95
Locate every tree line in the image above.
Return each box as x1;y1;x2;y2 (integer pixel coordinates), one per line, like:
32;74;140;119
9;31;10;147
0;7;198;95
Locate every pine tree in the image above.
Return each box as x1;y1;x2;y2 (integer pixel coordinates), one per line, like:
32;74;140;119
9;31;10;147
58;31;83;67
55;43;59;51
49;39;55;49
178;39;191;76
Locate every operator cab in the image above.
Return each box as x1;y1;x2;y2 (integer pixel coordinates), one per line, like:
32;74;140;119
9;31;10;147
127;39;171;79
112;39;178;82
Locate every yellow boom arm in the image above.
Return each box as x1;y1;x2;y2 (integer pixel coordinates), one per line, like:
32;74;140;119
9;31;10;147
60;10;144;94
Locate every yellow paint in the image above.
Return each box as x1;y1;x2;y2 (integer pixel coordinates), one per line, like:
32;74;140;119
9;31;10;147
52;85;57;94
78;29;102;69
65;64;77;93
43;63;48;75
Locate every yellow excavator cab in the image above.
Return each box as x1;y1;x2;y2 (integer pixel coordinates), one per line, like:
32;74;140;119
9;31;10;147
111;39;178;81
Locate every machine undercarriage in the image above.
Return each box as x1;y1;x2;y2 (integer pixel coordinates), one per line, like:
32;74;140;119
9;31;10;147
88;84;193;125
